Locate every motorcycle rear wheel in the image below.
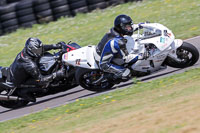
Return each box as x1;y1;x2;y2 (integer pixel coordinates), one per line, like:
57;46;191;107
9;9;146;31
0;90;29;109
75;68;114;92
165;42;199;68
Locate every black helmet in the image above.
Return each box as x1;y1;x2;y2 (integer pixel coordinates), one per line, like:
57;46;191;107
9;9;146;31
25;37;43;57
114;14;133;36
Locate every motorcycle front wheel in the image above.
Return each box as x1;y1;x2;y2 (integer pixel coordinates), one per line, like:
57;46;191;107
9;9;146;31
165;42;199;68
0;90;29;109
75;68;114;92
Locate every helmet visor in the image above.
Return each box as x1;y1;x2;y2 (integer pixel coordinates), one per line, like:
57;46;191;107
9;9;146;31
31;46;43;57
124;24;133;32
120;23;133;35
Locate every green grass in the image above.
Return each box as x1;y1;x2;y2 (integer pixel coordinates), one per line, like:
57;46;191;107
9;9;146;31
1;67;200;133
0;0;200;66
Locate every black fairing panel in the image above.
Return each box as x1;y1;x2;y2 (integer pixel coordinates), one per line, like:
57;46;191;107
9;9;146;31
39;53;56;74
68;43;81;49
62;43;81;53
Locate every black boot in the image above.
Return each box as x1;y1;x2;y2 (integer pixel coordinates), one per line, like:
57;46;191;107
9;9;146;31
104;73;121;84
17;88;36;102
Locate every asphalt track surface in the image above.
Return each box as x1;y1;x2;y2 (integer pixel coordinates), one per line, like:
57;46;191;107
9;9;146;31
0;36;200;122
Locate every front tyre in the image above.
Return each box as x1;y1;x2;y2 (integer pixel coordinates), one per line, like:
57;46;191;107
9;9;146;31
165;42;199;68
75;68;114;92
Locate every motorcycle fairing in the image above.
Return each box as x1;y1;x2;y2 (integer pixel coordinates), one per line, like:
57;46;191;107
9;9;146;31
138;23;175;51
132;51;168;73
62;46;99;69
62;43;81;53
167;39;183;60
169;39;183;51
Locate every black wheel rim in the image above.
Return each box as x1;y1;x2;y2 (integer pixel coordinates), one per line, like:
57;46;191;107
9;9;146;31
81;71;110;89
176;48;193;64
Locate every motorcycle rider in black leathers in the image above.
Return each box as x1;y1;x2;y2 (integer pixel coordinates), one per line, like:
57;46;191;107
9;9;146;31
94;14;141;80
9;37;66;102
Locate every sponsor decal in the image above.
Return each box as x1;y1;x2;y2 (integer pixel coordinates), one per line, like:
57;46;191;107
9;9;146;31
167;33;171;37
142;67;150;69
64;53;68;60
160;37;165;43
76;59;81;65
164;30;171;37
157;54;166;59
155;59;164;62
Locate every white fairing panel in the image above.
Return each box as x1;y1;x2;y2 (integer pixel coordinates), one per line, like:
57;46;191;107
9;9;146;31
86;46;99;69
174;39;183;49
62;46;99;69
136;23;175;51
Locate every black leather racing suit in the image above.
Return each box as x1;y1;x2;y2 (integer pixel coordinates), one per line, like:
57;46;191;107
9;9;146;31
9;44;61;87
95;27;120;57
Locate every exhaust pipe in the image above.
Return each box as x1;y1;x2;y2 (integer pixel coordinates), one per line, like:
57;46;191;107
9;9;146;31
0;95;23;101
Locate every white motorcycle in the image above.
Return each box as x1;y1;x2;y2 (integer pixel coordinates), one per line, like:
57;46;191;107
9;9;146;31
62;23;199;92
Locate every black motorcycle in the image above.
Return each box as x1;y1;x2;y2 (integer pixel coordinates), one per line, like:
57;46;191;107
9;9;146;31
0;42;81;109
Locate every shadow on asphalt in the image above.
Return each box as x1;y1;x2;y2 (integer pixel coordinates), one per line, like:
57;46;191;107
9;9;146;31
0;89;85;114
113;68;183;89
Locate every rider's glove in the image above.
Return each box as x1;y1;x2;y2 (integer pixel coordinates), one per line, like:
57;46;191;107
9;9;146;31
133;23;143;32
124;54;138;64
138;23;144;29
56;41;66;49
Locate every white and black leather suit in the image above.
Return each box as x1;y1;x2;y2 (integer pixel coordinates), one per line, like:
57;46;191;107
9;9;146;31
9;44;61;87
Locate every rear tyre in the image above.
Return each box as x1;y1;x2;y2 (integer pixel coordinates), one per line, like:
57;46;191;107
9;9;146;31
165;42;199;68
75;68;114;92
